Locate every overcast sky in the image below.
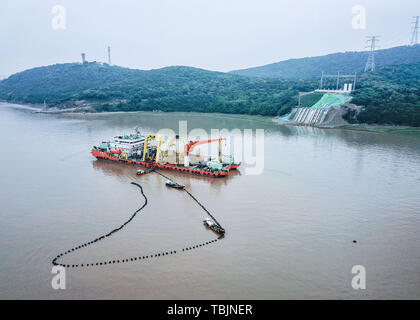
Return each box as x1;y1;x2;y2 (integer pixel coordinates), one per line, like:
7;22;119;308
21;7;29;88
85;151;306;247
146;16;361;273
0;0;418;77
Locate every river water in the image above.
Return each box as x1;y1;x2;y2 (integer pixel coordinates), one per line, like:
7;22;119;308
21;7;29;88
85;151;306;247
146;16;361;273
0;102;419;299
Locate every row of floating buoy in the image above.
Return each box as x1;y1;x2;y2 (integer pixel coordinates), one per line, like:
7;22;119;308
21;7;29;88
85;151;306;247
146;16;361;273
53;239;219;268
52;178;223;269
52;182;148;268
153;170;224;229
182;239;218;252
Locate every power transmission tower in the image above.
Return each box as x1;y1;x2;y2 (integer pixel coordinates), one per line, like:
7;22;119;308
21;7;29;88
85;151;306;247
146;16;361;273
107;46;111;65
411;16;419;45
364;36;380;72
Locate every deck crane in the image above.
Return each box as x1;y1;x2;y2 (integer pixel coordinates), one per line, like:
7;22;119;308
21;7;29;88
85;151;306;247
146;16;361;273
142;133;163;163
184;138;226;167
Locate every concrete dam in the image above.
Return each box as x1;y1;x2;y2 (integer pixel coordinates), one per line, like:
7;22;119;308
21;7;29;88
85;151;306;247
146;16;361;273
293;108;330;125
280;93;352;126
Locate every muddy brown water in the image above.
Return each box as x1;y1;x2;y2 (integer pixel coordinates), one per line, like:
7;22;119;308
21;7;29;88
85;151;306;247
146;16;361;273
0;103;419;299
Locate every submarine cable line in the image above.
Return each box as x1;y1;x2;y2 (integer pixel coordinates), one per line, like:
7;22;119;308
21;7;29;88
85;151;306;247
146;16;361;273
52;179;224;268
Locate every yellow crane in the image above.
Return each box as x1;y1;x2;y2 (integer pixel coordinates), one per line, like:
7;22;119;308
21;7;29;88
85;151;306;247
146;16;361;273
142;133;163;163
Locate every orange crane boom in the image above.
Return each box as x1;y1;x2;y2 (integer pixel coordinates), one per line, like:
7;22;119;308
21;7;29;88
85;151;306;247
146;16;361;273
183;138;226;167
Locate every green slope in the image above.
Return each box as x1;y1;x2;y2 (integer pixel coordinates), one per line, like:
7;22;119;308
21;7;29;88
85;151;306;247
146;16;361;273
230;45;420;79
347;62;420;126
0;62;315;116
311;93;352;109
1;57;419;126
0;63;144;104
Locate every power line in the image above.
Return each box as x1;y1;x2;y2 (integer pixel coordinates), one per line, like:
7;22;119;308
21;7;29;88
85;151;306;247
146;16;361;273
364;36;380;72
379;28;407;49
410;16;419;45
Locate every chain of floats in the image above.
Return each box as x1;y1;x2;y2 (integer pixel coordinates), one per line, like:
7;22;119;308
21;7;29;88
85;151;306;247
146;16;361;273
52;172;223;269
153;170;224;228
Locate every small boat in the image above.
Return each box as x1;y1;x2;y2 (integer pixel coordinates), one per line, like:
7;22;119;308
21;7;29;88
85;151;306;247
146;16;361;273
136;167;155;175
136;169;145;175
165;180;185;189
203;218;225;234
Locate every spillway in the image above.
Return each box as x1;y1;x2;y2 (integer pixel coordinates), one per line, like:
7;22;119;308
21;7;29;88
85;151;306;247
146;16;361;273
292;107;330;125
283;93;352;126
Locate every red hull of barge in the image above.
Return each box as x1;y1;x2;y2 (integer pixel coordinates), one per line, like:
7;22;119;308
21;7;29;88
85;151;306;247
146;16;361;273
91;149;240;177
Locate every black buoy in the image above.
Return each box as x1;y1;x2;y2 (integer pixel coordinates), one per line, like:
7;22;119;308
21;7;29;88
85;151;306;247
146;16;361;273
52;177;226;269
353;240;357;243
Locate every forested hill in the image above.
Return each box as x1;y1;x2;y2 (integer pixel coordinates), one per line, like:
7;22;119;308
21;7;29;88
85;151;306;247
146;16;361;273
230;45;420;79
0;57;419;126
0;63;146;104
348;62;420;126
0;62;315;115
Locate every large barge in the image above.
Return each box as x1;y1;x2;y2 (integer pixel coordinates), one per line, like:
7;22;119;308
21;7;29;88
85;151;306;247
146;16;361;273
92;131;240;177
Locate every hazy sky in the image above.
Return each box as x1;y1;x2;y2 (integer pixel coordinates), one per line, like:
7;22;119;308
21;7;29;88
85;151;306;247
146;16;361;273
0;0;418;77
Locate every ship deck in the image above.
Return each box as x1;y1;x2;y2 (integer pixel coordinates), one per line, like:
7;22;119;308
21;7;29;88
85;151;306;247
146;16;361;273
91;149;240;177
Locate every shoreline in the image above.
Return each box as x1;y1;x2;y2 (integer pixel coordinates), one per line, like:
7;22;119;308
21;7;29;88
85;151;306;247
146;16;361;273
0;101;43;111
2;101;419;136
0;100;275;123
330;124;420;136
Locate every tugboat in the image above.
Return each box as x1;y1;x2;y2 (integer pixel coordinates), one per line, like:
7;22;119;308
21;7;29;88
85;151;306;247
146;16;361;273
165;180;185;189
203;218;225;235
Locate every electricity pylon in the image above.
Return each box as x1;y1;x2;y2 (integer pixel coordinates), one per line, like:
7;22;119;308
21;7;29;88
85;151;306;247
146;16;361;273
364;36;380;72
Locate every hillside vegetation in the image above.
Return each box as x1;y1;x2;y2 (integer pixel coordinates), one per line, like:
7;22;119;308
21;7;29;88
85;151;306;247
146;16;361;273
0;62;315;116
230;45;420;79
0;47;419;126
347;62;420;126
